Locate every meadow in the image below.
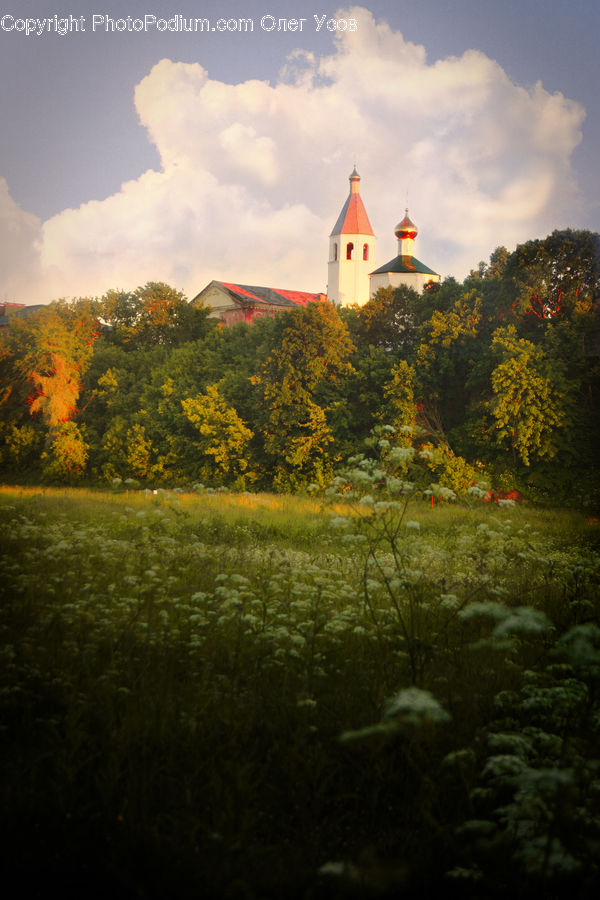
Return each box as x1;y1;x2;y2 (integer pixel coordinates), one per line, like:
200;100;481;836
1;484;599;898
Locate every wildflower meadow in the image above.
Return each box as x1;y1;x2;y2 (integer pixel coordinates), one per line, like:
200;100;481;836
1;481;599;898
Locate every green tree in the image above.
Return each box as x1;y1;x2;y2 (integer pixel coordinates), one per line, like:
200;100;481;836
415;290;482;435
126;424;166;482
417;440;481;494
508;229;600;325
100;282;214;349
0;339;42;471
259;302;355;490
488;326;569;467
41;421;89;481
331;346;395;456
0;423;41;470
382;360;417;437
182;385;254;486
352;285;420;356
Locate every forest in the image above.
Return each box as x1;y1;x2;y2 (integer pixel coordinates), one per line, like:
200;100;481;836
1;228;599;505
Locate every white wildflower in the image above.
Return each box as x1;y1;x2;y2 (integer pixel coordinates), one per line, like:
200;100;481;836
384;687;451;726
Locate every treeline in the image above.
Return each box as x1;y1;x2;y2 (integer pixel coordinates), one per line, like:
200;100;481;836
1;230;599;502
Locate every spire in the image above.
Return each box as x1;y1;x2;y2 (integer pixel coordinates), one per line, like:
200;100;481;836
330;167;374;237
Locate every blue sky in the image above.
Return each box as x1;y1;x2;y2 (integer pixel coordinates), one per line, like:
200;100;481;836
1;0;598;302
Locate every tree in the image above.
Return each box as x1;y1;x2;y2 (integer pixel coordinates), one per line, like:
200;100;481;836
0;423;41;470
382;360;417;438
332;346;395;455
8;300;99;429
182;385;254;486
41;421;89;481
484;246;510;281
100;282;214;348
507;230;600;326
259;302;355;490
415;290;482;435
488;326;570;467
352;285;420;356
416;440;480;494
0;300;99;478
0;330;41;470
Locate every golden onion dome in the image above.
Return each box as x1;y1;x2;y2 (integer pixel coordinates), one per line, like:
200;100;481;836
394;208;418;240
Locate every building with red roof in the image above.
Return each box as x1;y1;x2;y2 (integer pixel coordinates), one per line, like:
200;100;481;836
192;167;439;325
192;281;327;327
0;302;45;328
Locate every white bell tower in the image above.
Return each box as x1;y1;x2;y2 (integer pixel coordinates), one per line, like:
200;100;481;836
327;168;376;307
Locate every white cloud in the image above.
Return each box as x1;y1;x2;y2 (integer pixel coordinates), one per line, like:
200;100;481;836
1;5;587;303
0;179;43;301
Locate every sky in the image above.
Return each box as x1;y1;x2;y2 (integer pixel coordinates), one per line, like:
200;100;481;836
1;0;599;303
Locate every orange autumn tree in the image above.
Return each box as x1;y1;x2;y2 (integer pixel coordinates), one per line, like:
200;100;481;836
7;300;99;477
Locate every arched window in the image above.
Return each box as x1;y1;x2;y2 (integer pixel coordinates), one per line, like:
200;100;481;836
363;243;369;261
346;242;354;260
333;243;338;261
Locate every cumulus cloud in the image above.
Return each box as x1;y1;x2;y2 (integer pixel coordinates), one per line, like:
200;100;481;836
0;179;43;300
1;5;586;303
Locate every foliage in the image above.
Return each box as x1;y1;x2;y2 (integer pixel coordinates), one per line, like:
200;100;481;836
41;421;89;480
100;281;214;348
0;423;40;468
1;300;98;435
1;228;599;503
417;439;482;493
509;228;600;322
382;359;417;436
258;301;355;490
352;284;420;355
489;326;570;466
182;384;254;486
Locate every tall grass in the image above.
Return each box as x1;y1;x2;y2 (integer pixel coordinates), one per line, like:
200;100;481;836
1;486;598;898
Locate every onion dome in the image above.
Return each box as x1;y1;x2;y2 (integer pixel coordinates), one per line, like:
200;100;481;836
394;208;418;241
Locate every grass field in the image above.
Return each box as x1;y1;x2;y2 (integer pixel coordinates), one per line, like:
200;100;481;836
1;485;599;898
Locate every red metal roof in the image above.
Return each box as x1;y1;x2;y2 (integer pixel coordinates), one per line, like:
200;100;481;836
217;282;326;308
271;288;326;306
219;282;266;304
330;193;375;237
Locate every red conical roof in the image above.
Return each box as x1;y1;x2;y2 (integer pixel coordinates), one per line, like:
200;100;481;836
330;169;375;237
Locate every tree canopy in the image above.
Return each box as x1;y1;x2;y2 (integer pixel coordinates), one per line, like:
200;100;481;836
1;229;598;502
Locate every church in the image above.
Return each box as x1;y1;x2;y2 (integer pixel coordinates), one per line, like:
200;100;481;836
192;168;439;323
